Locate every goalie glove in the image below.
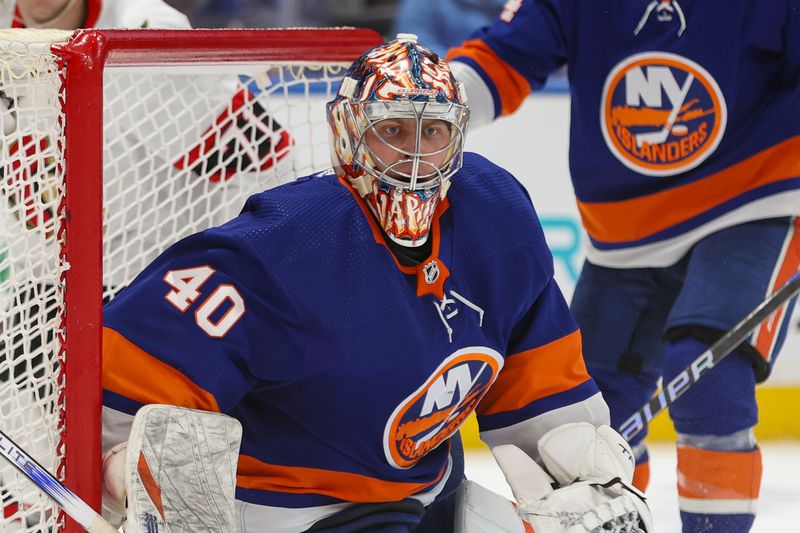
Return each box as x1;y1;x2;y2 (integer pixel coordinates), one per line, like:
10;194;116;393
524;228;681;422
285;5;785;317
456;423;652;533
102;442;129;526
101;405;243;533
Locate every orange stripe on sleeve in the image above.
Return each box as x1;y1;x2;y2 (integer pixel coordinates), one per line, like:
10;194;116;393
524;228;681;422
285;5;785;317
677;446;762;500
103;326;220;412
477;330;590;416
577;135;800;244
446;39;531;116
236;454;446;503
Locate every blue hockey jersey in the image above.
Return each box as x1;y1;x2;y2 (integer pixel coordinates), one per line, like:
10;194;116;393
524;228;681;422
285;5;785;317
102;152;608;529
448;0;800;267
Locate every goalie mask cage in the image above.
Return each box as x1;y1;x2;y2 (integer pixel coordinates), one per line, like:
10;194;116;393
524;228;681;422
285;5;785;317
0;28;381;532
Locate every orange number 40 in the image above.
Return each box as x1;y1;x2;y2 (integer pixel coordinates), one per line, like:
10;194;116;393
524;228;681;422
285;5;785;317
163;266;245;338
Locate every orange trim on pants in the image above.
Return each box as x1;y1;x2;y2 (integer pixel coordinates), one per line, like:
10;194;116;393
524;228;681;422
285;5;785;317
753;217;800;360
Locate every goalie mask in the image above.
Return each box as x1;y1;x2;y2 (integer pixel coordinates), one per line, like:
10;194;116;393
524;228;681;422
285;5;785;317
327;34;469;247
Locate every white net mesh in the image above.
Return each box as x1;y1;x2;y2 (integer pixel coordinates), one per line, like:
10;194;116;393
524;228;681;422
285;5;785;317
0;29;69;533
0;29;357;531
101;61;345;296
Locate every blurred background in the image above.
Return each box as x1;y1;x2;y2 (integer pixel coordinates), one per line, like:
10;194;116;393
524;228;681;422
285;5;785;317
164;0;570;90
166;0;403;34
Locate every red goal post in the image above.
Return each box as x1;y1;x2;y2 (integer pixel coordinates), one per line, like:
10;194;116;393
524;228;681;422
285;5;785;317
0;28;381;532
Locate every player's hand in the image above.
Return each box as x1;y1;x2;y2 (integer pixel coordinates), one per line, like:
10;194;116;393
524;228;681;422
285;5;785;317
493;423;652;532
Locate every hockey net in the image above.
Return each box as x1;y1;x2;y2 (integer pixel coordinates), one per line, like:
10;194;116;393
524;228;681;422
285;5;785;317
0;28;380;532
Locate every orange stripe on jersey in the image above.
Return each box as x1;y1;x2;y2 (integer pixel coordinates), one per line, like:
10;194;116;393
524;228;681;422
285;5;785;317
103;326;220;412
446;39;531;116
677;446;762;500
476;330;590;416
754;218;800;360
577;135;800;244
236;454;447;503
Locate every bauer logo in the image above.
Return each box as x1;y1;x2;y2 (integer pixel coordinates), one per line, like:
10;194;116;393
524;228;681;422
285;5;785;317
600;52;726;176
384;347;503;469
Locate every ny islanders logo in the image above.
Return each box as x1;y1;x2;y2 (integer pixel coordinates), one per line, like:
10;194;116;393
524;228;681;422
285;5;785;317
384;347;503;469
601;52;726;176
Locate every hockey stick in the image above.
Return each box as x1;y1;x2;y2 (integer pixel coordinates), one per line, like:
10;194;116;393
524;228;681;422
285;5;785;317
0;428;117;532
619;271;800;442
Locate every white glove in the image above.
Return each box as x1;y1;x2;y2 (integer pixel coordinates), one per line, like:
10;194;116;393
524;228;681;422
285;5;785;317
494;423;652;533
101;442;128;527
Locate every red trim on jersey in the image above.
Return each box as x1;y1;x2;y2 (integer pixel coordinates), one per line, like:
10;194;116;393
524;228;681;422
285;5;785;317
236;453;448;502
476;329;591;416
12;0;102;28
577;135;800;244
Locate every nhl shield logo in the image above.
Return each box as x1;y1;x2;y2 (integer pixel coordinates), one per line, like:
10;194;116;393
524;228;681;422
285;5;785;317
423;260;440;285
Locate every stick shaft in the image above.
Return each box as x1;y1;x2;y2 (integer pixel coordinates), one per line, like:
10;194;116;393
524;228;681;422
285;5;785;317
619;272;800;441
0;429;116;532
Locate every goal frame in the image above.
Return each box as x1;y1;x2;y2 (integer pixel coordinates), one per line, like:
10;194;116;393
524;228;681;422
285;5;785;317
52;28;381;532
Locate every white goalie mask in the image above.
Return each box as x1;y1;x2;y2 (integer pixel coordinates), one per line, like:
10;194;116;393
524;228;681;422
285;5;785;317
327;34;469;247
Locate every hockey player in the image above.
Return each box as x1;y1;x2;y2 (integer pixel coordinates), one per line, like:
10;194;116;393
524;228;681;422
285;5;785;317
100;35;652;532
446;1;800;531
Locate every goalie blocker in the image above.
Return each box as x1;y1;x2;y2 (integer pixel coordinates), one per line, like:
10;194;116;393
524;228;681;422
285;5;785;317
102;404;242;532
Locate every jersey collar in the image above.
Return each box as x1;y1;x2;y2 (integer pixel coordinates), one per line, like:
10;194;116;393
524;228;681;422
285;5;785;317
339;176;452;300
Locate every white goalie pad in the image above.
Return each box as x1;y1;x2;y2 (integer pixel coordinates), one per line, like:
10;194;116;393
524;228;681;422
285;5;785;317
123;405;242;533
